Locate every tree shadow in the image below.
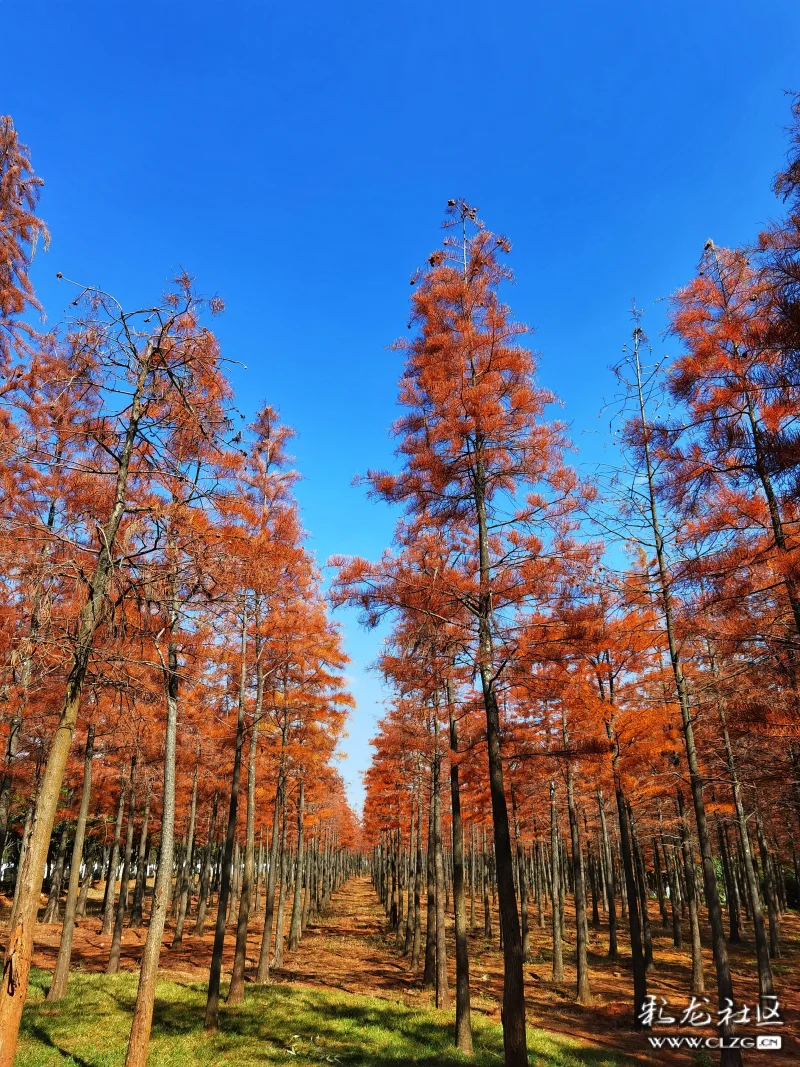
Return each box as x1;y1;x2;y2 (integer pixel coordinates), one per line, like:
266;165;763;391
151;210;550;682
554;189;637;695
25;1022;96;1067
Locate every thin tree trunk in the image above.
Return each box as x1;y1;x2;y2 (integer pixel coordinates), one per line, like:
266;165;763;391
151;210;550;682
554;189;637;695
256;748;285;984
403;794;416;956
194;798;218;936
129;784;151;928
205;599;248;1033
482;825;492;938
288;779;305;952
652;835;668;929
47;725;94;1000
511;785;530;964
677;789;704;995
108;757;137;974
411;788;423;970
448;689;472;1053
716;819;741;944
76;844;95;919
629;803;653;973
42;822;68;925
172;754;199;948
228;684;260;1001
432;713;450;1012
423;776;436;991
597;791;618;960
755;808;780;959
102;781;127;936
273;807;289;968
565;766;590;1003
550;782;563;983
124;573;179;1067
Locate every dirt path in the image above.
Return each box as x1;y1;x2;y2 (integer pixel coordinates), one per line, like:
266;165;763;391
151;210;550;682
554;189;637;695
270;876;422;999
17;874;800;1065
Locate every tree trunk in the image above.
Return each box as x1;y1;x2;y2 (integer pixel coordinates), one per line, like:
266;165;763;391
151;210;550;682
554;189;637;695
256;748;285;984
228;692;260;1001
448;692;472;1053
482;827;492;938
108;757;137;974
628;804;653;973
677;789;704;995
129;784;151;929
172;755;199;948
102;781;127;936
403;795;416;956
42;822;68;925
473;452;526;1067
755;808;780;960
47;726;95;1000
565;767;590;1003
716;819;741;944
432;714;450;1012
411;789;423;970
652;835;668;929
76;845;95;919
615;782;646;1023
550;782;564;983
123;588;179;1067
511;785;530;964
658;812;682;950
205;600;248;1033
597;791;618;960
423;776;436;990
288;780;305;952
272;807;289;968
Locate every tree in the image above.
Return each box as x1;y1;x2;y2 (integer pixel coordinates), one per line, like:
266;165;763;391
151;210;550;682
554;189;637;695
0;115;47;368
0;275;231;1067
349;201;585;1067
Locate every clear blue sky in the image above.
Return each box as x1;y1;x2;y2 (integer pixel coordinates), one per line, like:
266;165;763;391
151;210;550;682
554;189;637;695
7;0;800;811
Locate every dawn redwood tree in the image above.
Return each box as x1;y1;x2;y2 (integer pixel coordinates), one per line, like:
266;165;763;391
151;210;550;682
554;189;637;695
0;276;231;1067
617;318;741;1067
0;115;49;862
0;115;47;368
226;406;301;1004
124;507;226;1066
360;201;583;1067
667;242;800;848
204;593;249;1034
333;532;477;1052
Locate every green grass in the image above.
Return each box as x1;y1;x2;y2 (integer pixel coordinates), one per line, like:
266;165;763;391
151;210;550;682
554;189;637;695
18;969;629;1067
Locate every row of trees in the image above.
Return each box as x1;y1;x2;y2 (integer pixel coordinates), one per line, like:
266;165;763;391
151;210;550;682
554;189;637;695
338;100;800;1067
0;115;358;1066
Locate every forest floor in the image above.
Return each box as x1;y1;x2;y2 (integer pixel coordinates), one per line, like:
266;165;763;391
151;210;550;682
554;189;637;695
9;875;800;1065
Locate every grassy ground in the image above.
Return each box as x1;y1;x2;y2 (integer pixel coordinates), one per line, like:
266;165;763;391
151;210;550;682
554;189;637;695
18;969;631;1067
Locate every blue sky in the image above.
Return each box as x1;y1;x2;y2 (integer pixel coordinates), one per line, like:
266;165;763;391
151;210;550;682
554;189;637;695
7;0;800;811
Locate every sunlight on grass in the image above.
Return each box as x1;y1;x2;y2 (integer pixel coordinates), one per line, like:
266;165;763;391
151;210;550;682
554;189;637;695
18;969;628;1067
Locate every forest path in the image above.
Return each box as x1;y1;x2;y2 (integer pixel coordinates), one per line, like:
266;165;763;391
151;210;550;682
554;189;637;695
273;875;420;999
